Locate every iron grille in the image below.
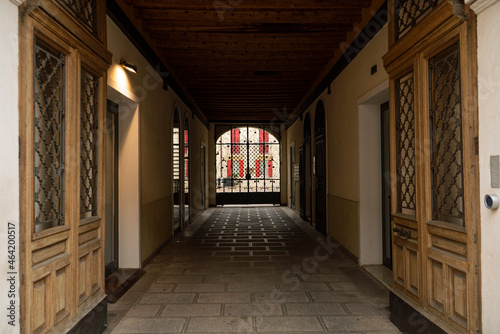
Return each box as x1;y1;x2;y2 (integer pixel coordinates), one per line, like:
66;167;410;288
395;0;442;41
216;126;280;194
59;0;97;33
429;43;464;225
395;72;416;215
80;69;99;219
33;37;66;232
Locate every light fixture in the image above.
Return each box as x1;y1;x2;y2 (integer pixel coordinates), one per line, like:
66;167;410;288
120;60;138;74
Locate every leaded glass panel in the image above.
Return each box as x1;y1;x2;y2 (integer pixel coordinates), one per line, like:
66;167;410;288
33;37;66;233
395;0;442;41
80;69;99;219
429;43;464;225
396;72;416;216
59;0;97;33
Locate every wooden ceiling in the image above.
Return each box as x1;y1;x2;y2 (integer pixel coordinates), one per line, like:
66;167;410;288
122;0;375;123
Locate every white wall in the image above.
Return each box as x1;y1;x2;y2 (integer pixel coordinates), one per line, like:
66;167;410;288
107;85;142;269
0;1;20;333
358;81;389;265
466;0;500;331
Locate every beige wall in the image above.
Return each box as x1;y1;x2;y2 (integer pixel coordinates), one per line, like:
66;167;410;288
466;0;500;331
287;25;389;258
0;1;20;332
107;17;208;265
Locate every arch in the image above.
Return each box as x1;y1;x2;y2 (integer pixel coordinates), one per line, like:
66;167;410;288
314;100;327;235
184;116;190;225
172;108;181;234
215;125;281;205
300;113;312;223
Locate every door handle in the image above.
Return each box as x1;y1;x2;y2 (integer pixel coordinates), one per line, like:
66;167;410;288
393;227;412;238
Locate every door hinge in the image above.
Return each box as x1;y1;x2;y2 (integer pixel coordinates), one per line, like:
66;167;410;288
474;137;479;155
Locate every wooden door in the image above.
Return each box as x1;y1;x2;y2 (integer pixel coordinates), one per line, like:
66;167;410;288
299;144;306;218
314;101;327;236
381;102;392;269
19;2;111;332
385;2;480;332
105;101;119;277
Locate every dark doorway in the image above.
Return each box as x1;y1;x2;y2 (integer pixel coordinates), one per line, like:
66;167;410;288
300;113;312;223
173;109;181;234
381;101;392;269
290;144;296;209
201;145;207;210
184;117;190;226
315;101;327;236
105;100;119;277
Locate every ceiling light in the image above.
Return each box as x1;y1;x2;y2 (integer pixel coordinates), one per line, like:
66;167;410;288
120;60;138;74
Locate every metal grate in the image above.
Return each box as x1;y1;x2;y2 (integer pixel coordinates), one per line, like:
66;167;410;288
216;126;280;194
429;43;464;225
80;69;99;219
395;0;441;41
395;72;416;216
33;37;66;232
60;0;97;33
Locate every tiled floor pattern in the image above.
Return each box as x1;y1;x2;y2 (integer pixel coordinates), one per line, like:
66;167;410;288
109;207;400;333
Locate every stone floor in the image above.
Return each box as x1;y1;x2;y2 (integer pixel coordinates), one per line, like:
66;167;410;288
106;206;400;334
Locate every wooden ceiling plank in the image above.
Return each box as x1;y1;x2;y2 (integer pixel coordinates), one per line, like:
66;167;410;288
126;0;371;10
135;9;362;25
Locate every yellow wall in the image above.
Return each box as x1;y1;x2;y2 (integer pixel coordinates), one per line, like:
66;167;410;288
287;25;389;258
107;17;208;265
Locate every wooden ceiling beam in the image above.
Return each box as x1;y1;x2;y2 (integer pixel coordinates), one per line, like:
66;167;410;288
135;9;362;25
167;59;328;68
149;32;346;43
142;23;353;33
156;40;340;51
126;0;371;10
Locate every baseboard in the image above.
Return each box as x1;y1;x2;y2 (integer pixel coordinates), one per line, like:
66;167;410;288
389;291;447;334
67;298;107;334
141;237;172;268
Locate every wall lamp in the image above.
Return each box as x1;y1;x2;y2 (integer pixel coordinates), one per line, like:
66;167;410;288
120;60;138;74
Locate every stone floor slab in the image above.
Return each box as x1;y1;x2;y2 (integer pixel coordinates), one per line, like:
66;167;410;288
284;302;347;316
197;292;251;303
322;316;397;331
113;318;186;333
256;316;324;332
174;283;226;293
185;316;253;332
139;292;196;304
224;303;284;316
161;304;222;317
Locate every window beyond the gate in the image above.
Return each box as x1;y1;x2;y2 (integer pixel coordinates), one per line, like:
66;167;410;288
216;126;280;193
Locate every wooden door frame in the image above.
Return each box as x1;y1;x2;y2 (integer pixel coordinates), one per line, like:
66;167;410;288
19;2;111;332
383;2;480;333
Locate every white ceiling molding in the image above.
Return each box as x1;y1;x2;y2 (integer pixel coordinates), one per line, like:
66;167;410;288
466;0;500;13
10;0;26;6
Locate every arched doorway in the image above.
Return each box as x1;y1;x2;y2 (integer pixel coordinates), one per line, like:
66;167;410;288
184;116;190;225
215;125;281;205
315;101;327;235
172;109;181;234
300;113;312;223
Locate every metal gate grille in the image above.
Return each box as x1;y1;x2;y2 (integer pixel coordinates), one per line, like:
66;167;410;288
216;125;280;204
